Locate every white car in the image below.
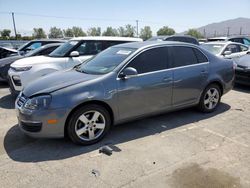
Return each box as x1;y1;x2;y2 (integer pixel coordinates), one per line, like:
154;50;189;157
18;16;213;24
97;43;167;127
201;41;249;59
8;36;142;94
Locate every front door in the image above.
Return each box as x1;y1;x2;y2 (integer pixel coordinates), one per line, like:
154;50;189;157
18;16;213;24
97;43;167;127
117;46;173;120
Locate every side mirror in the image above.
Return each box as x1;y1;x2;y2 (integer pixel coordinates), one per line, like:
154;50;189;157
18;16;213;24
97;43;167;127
119;67;138;79
223;50;232;56
70;51;79;57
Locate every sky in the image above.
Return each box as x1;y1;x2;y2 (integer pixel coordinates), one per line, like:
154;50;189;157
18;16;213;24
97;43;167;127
0;0;250;36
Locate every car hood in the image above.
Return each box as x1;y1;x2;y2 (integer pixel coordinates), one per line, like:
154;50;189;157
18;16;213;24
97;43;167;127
23;69;102;97
235;56;250;68
0;55;23;66
11;55;63;67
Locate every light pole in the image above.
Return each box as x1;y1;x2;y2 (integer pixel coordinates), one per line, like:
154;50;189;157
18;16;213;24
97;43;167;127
12;12;17;39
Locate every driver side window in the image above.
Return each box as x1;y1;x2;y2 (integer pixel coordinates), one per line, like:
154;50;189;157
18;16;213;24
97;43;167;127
75;41;102;55
224;44;240;54
127;47;169;74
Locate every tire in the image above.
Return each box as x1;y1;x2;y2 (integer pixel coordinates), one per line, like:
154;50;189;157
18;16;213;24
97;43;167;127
67;104;111;145
198;84;221;113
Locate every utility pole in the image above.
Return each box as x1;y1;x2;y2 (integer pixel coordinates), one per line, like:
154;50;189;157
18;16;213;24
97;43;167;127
227;27;230;37
136;20;139;37
240;27;242;35
203;28;206;38
12;12;17;39
214;30;217;37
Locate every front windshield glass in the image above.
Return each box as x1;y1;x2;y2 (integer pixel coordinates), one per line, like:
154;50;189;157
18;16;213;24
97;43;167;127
49;41;78;57
76;47;136;75
201;43;224;55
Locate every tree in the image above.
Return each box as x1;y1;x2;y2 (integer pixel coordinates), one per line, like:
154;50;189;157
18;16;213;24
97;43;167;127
140;26;152;40
186;29;203;39
118;26;126;37
72;26;86;37
102;27;118;36
87;27;101;36
124;24;136;37
32;28;46;39
157;26;175;36
63;28;74;37
48;27;63;38
0;29;11;38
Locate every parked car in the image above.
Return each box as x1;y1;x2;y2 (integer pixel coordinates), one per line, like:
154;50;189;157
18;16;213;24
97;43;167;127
8;36;142;95
0;39;65;59
0;46;18;60
234;55;250;85
15;41;234;145
147;35;199;45
0;43;62;82
201;41;249;59
207;36;250;46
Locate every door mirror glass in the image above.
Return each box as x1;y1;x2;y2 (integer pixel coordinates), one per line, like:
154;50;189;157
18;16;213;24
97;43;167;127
70;51;80;57
223;50;232;56
119;67;138;79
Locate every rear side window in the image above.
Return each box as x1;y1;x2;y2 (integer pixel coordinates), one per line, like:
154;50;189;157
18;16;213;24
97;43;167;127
170;46;197;68
193;48;208;63
243;38;250;45
128;47;169;74
240;45;248;52
224;44;240;53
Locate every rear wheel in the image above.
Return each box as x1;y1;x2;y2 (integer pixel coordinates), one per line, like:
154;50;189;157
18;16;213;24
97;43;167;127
67;104;111;145
198;84;221;113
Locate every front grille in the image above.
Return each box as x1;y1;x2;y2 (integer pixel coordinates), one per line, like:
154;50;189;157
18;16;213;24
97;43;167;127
20;121;42;132
17;94;27;107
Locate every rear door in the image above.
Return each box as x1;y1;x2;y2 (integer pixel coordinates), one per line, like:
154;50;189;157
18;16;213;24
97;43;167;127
170;46;209;107
117;46;173;120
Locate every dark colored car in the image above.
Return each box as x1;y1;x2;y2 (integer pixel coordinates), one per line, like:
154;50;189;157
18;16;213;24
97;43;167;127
148;35;199;45
16;41;234;145
234;55;250;85
0;39;65;60
0;43;63;82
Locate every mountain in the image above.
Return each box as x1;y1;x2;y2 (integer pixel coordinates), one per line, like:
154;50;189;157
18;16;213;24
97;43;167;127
183;17;250;38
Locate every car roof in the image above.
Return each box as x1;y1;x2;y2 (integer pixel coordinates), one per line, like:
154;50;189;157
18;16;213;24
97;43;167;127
113;41;197;50
30;39;66;42
203;41;246;46
148;35;198;40
70;36;142;42
39;43;63;49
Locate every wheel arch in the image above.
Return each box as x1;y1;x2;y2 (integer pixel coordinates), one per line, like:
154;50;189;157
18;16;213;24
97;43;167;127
64;100;114;137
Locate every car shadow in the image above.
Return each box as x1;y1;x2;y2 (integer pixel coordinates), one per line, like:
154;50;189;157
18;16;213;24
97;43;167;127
0;81;8;88
233;84;250;93
4;102;231;163
0;94;15;109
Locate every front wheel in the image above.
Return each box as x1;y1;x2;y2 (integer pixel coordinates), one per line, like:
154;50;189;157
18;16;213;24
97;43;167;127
198;84;221;113
67;104;111;145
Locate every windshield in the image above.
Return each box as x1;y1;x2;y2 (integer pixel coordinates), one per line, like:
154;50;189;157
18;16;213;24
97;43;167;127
201;43;224;55
49;41;78;57
76;47;136;75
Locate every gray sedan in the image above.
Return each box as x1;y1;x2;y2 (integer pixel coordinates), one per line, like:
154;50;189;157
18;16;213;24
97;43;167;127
16;41;235;145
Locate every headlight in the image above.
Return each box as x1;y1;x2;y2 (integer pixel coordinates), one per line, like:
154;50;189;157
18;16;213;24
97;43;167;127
11;66;32;71
24;95;51;110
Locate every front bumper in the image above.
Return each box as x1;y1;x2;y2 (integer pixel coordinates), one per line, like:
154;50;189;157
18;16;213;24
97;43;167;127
235;69;250;86
16;94;69;138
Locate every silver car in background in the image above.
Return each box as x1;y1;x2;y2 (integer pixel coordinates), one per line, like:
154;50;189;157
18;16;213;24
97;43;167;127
16;41;235;145
201;41;249;59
